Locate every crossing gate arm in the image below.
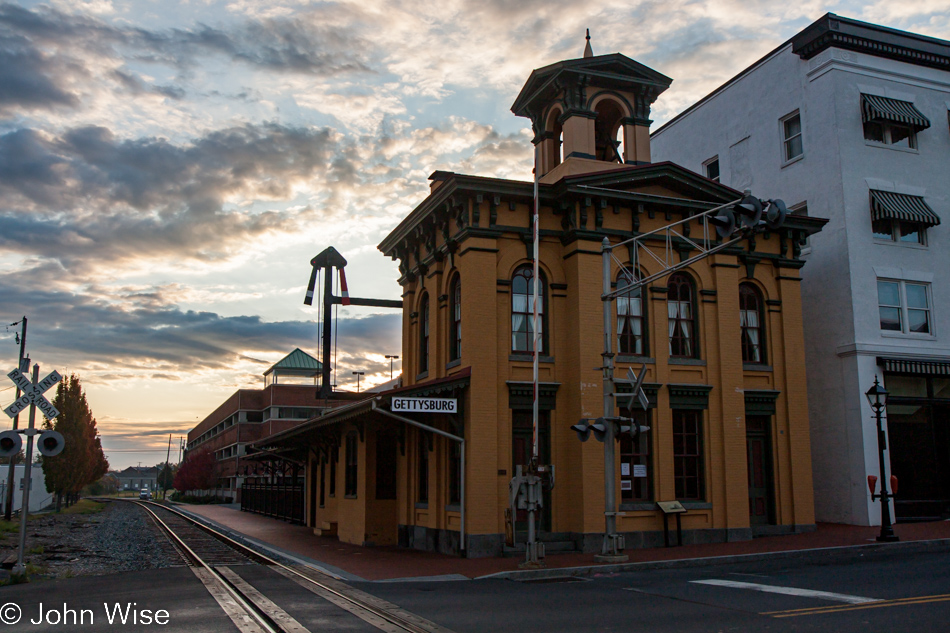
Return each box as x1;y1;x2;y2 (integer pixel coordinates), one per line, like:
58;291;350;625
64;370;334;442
372;404;467;555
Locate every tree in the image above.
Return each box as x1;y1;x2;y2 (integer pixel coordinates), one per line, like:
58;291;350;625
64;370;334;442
41;374;109;509
157;462;176;498
173;449;215;493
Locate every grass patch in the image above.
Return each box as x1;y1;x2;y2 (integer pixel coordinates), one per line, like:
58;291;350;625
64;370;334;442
27;545;43;554
60;500;105;515
0;520;19;534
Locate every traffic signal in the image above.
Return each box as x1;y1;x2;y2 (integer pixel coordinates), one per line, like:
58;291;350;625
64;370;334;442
734;195;763;229
0;431;21;458
708;208;737;239
590;420;608;442
37;430;64;457
571;420;593;442
763;199;787;230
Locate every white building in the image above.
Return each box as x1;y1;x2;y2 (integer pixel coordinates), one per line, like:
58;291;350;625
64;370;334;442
0;464;52;513
652;13;950;526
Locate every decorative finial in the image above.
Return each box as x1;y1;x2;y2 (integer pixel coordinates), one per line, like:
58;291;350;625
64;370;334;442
584;29;593;58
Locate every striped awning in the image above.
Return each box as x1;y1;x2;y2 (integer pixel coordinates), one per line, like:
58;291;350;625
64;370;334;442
870;190;941;227
879;357;950;377
861;94;931;131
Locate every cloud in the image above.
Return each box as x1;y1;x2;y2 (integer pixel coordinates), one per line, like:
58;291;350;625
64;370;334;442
0;121;343;268
0;263;400;381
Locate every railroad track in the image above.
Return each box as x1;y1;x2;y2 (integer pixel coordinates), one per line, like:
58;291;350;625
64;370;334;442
126;500;455;633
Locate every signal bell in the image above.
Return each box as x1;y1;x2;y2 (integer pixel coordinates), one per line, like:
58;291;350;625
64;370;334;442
0;431;21;458
37;430;65;457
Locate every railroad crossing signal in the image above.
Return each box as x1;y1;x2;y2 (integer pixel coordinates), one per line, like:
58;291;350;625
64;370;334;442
4;368;61;420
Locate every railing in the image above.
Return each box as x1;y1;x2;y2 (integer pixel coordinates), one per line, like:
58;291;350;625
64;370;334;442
240;481;304;523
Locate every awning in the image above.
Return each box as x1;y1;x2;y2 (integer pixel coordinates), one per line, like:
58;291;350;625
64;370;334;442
878;357;950;376
870;190;941;227
861;94;931;131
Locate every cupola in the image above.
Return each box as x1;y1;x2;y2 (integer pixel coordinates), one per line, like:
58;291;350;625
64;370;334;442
511;34;672;183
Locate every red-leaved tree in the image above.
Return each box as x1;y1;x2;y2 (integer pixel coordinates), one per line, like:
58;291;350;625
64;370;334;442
173;449;216;493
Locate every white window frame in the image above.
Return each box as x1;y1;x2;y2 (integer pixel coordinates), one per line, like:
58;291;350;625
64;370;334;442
863;120;918;151
871;217;927;247
702;156;720;182
877;278;934;338
780;111;803;165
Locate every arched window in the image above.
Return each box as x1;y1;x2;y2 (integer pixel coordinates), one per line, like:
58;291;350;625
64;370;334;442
449;275;461;362
594;99;625;163
617;272;646;355
512;266;546;353
418;293;430;374
740;284;766;364
668;273;696;358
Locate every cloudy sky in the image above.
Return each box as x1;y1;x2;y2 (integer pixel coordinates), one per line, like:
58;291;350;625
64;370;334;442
1;0;947;469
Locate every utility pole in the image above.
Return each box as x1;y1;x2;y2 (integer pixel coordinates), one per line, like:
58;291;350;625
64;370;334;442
163;433;172;500
4;316;26;521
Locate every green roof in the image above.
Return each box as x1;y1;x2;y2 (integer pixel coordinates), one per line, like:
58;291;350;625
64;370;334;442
263;348;323;377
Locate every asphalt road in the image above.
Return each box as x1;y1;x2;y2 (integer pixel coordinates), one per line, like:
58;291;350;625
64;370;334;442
361;548;950;633
0;547;947;632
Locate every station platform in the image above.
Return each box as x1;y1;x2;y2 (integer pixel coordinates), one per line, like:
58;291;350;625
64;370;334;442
179;504;950;582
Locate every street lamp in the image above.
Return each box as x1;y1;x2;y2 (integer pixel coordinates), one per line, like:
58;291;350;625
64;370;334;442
385;355;399;380
865;376;899;542
352;371;365;393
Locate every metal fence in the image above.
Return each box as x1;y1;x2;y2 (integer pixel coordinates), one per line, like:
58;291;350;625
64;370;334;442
240;481;304;523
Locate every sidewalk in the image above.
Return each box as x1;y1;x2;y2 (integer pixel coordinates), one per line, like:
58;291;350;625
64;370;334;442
180;504;950;582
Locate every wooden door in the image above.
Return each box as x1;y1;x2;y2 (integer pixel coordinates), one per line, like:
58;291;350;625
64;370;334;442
746;415;774;526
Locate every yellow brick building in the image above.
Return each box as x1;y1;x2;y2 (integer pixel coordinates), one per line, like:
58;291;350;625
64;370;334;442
256;50;826;557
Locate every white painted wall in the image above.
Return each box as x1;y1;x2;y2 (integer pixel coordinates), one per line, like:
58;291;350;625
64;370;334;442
0;464;52;513
652;42;950;525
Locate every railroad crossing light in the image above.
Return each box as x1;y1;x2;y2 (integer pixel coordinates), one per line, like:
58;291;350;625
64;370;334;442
734;195;763;229
0;431;21;458
571;420;593;442
763;198;787;230
590;419;608;442
37;430;64;457
708;209;737;239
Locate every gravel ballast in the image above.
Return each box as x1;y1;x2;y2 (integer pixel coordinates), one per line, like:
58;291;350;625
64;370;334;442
1;500;182;579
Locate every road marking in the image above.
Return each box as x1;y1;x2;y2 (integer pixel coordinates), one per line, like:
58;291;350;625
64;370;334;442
765;593;950;618
690;579;879;604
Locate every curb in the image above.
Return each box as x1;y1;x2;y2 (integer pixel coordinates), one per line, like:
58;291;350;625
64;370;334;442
476;538;950;581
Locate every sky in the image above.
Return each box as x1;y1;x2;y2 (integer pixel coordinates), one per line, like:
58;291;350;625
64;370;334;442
1;0;947;469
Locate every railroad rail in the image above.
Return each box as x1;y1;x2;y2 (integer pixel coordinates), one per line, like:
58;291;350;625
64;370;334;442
125;499;454;633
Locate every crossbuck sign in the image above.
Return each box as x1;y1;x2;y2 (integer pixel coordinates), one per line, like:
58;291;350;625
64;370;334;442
4;368;61;421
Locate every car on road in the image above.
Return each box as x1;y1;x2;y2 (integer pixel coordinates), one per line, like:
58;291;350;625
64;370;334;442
139;490;151;500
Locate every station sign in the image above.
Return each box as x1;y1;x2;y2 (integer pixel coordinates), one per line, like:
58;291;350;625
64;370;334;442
391;397;457;414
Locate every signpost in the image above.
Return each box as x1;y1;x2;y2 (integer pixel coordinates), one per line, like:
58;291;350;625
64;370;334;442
3;363;61;575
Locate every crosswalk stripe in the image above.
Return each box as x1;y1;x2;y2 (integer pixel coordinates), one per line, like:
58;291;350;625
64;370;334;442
690;579;880;604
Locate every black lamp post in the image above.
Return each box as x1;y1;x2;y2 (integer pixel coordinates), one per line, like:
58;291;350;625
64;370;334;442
865;377;899;542
352;371;365;393
385;355;399;380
